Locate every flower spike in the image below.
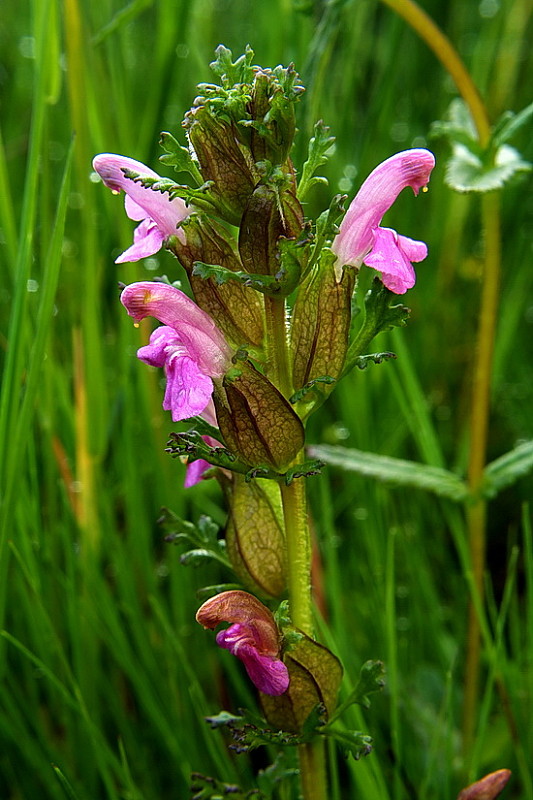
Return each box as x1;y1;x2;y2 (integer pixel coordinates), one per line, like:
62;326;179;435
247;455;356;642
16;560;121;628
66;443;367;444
92;154;190;263
332;148;435;293
196;590;289;696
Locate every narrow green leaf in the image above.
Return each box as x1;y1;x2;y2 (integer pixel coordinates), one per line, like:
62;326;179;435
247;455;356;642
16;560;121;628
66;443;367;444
492;100;533;148
482;440;533;498
309;445;469;502
51;765;80;800
92;0;154;45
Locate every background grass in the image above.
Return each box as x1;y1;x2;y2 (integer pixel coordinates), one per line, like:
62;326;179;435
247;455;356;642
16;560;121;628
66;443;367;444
1;0;532;798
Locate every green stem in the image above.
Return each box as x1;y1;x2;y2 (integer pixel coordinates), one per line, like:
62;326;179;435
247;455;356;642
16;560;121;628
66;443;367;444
264;295;292;397
266;294;327;798
462;191;501;757
280;467;313;636
379;0;501;762
298;739;328;800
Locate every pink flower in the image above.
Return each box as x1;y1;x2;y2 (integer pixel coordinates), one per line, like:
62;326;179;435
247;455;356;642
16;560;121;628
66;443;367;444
92;154;190;263
196;590;289;696
332;148;435;293
121;282;232;422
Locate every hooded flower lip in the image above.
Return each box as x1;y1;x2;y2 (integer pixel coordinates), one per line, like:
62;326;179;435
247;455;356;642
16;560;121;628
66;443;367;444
331;148;435;293
121;281;232;422
196;590;289;696
92;153;190;263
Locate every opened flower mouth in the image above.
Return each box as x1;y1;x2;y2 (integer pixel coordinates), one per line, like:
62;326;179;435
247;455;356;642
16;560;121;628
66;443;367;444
121;281;232;422
196;590;289;696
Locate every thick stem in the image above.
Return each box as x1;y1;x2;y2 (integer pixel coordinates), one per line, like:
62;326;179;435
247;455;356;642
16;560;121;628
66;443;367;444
298;740;328;800
266;294;326;798
281;472;327;797
264;295;292;398
280;469;314;636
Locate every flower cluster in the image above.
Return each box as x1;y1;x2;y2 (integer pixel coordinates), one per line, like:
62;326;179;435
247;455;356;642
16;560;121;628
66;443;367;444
93;47;435;701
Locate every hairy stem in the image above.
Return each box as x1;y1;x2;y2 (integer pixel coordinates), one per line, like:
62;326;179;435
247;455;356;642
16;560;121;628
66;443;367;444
267;294;326;797
264;295;292;397
280;469;313;636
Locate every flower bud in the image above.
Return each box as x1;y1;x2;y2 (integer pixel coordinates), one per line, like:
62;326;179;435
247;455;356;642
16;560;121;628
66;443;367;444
226;477;286;598
290;250;355;391
260;630;343;732
247;70;298;165
213;361;305;472
196;590;289;696
238;183;304;277
457;770;511;800
185;104;258;225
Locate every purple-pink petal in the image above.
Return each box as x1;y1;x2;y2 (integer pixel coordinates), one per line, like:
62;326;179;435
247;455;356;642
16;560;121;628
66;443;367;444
184;457;213;488
121;282;232;378
363;227;421;294
184;434;220;488
116;219;166;263
137;325;214;422
216;624;289;696
163;349;214;421
92;153;190;263
137;325;174;367
331;148;435;292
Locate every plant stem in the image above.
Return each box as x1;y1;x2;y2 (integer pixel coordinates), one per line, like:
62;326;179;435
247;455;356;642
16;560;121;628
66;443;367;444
280;468;313;636
378;0;490;145
379;0;501;761
281;470;327;798
462;191;501;758
266;294;327;798
298;739;328;800
264;295;292;397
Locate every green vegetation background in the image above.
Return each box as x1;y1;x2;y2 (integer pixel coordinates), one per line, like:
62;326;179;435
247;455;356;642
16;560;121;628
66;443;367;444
0;0;532;798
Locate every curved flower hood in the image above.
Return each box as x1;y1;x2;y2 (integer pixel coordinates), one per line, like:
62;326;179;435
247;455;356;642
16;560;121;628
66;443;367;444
332;148;435;293
92;153;190;263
